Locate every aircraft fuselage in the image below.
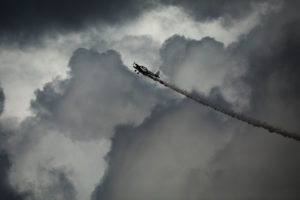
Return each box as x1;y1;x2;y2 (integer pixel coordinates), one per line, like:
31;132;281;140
133;63;159;78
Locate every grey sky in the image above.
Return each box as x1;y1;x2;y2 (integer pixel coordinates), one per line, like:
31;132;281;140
0;1;299;200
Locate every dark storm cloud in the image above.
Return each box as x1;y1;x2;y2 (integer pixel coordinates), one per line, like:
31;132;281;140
92;83;300;200
0;0;272;45
205;129;300;199
0;119;30;200
203;5;300;198
92;97;237;200
0;87;4;115
163;0;271;23
0;150;29;200
41;168;77;200
0;0;159;44
236;0;300;129
92;1;300;199
2;1;300;199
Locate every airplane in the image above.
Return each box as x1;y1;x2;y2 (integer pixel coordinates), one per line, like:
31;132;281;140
133;62;160;78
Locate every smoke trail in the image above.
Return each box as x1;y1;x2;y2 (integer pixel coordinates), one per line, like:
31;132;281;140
141;73;300;142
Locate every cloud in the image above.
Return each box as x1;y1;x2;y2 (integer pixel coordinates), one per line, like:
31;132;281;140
237;1;300;125
92;98;238;200
8;121;110;200
92;2;300;199
163;0;272;22
0;0;160;44
0;150;29;200
160;35;250;110
38;168;77;200
100;4;272;46
6;48;173;200
0;0;274;46
0;121;29;200
0;87;4;115
92;63;300;199
31;48;171;140
0;3;268;121
1;1;300;200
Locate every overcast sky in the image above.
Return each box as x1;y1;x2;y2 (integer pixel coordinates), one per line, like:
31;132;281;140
0;1;300;200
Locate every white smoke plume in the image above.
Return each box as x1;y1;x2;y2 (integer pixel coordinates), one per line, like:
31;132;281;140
140;72;300;142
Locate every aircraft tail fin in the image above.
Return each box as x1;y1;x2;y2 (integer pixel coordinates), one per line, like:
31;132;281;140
155;71;160;77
